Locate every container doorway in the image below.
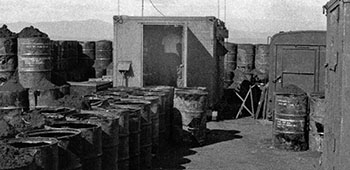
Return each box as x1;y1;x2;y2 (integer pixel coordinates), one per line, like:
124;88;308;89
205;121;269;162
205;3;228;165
143;25;184;87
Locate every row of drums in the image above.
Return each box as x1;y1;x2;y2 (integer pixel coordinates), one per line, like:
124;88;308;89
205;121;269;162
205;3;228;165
224;43;270;86
51;40;113;81
0;36;113;88
0;86;176;170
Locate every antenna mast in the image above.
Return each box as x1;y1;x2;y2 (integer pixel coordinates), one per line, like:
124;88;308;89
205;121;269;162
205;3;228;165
118;0;120;15
217;0;220;18
142;0;144;16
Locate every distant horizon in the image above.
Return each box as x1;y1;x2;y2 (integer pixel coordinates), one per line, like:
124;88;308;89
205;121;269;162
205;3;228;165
0;0;327;42
0;17;327;44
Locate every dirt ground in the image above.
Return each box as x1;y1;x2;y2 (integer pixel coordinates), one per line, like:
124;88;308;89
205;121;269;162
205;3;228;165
154;117;321;170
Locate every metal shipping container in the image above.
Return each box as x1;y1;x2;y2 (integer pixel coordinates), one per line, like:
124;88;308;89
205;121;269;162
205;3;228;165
323;1;350;169
113;16;228;107
267;31;326;118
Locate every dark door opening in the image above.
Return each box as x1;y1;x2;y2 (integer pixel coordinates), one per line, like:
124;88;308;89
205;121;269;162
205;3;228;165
143;25;183;87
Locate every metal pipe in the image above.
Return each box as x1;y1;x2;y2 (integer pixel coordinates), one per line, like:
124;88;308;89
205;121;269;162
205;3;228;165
142;0;144;16
118;0;120;15
217;0;220;19
224;0;226;22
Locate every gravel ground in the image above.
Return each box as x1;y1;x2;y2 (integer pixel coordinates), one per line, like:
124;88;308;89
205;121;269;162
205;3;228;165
154;117;321;170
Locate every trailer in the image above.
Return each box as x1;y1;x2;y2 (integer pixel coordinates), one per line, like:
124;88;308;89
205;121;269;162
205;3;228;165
267;31;326;118
112;16;228;107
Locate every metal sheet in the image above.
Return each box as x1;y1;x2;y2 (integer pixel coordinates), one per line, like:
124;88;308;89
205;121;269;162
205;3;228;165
267;31;326;120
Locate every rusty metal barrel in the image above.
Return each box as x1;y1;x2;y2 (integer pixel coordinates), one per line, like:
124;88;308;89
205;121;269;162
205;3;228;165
0;36;17;84
17;37;52;89
56;41;67;72
59;41;79;81
128;108;141;170
224;42;237;71
47;122;102;170
130;91;162;155
0;79;29;115
111;100;152;170
237;44;254;73
58;41;79;71
98;105;141;170
139;109;153;170
224;42;237;88
255;44;269;74
78;41;95;79
50;41;59;71
309;92;325;152
116;108;130;170
51;41;67;81
94;40;112;78
17;128;83;170
140;86;174;146
33;106;76;123
7;137;59;170
174;87;208;145
69;110;120;170
273;91;308;151
79;41;95;66
81;108;131;170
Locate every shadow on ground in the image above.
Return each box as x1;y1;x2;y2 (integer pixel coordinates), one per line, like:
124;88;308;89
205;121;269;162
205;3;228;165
202;129;242;146
153;143;195;170
153;129;242;170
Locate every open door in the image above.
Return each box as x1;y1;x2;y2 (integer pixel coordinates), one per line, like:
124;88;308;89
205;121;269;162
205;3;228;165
142;25;184;87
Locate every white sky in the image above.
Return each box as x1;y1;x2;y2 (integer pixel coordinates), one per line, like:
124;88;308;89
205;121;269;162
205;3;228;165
0;0;329;34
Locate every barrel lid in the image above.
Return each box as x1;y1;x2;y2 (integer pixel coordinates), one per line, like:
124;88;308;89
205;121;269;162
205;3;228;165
79;41;95;46
274;91;306;95
129;95;159;101
133;90;166;96
310;91;325;98
95;91;129;98
47;121;100;130
144;85;174;91
275;84;306;95
255;44;269;47
80;109;121;119
138;88;168;95
237;43;255;47
67;112;119;121
108;87;138;93
117;98;152;105
175;87;208;95
16;128;81;140
6;137;58;148
96;40;112;43
34;106;76;115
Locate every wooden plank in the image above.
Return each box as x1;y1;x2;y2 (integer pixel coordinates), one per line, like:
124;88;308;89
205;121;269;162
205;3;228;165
255;85;267;119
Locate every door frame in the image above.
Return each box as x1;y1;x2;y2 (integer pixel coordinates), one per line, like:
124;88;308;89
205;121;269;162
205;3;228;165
140;22;188;87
